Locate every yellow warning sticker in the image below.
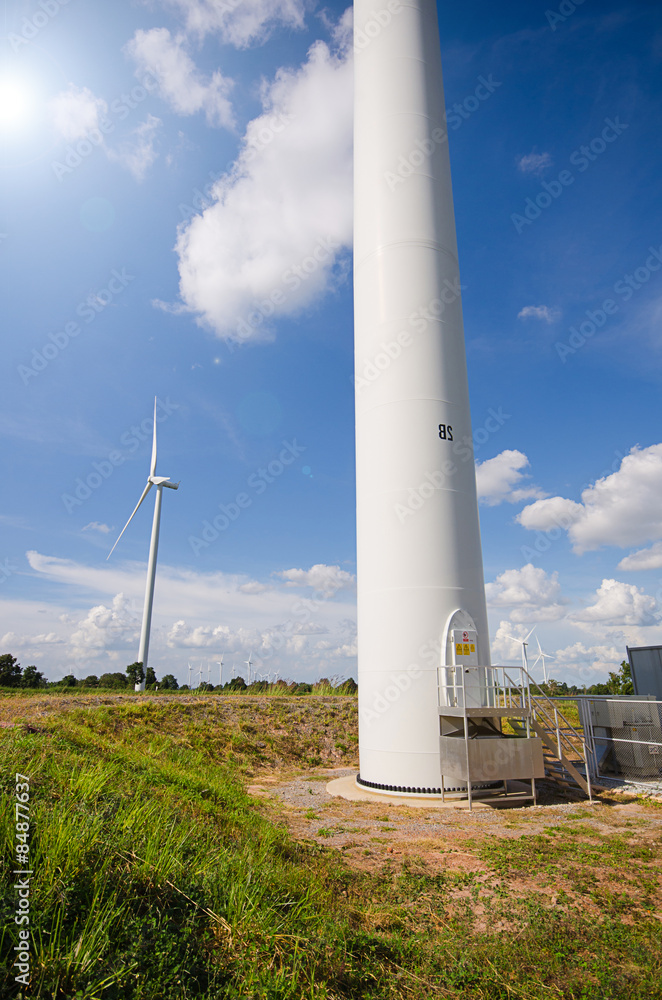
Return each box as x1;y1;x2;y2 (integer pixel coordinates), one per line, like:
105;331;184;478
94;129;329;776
470;644;475;653
455;643;462;655
463;644;470;655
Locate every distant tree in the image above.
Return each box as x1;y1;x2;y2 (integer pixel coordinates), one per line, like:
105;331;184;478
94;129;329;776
198;681;214;692
292;682;313;695
179;684;190;691
336;677;358;695
21;665;46;689
160;674;179;690
145;666;157;688
249;680;269;693
226;677;247;692
0;654;22;688
607;660;634;695
81;675;99;687
126;662;145;687
59;674;78;687
99;672;128;689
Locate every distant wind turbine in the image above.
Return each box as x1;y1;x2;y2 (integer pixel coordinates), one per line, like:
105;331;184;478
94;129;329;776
187;662;192;688
217;654;224;687
245;653;254;685
504;627;536;674
533;636;555;684
108;398;179;691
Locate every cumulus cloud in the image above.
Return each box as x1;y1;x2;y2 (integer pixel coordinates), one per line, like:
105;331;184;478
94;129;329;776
517;305;561;323
485;565;568;622
106;114;162;180
476;450;547;506
517;151;551;175
552;641;623;674
168;34;353;340
126;28;234;127
618;541;662;571
69;594;140;656
517;444;662;553
0;631;61;646
571;579;659;627
277;564;355;598
162;0;307;48
82;522;112;534
50;84;108;140
491;621;536;663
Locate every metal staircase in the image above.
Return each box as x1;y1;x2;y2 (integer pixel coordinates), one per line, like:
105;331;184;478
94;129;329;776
506;674;593;800
438;664;593;805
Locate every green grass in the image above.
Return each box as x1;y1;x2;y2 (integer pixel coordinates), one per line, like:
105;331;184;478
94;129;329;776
1;698;662;999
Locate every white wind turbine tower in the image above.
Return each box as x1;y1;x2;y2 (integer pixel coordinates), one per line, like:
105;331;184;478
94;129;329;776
504;627;536;675
533;637;555;685
108;399;179;692
245;653;254;686
187;662;192;688
217;654;224;688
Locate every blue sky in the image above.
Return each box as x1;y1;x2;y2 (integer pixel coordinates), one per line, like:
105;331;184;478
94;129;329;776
1;0;661;686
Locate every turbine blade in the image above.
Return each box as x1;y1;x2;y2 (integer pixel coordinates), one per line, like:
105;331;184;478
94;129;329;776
524;627;536;642
106;481;153;559
150;398;157;477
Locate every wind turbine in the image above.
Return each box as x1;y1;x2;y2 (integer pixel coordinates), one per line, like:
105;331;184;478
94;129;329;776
245;653;254;685
504;627;536;674
108;398;179;692
217;654;224;688
533;636;555;684
187;662;192;688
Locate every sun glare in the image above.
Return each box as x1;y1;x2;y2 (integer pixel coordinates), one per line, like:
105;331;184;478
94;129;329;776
0;78;33;129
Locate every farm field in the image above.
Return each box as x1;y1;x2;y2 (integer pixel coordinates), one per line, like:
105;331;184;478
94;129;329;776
1;693;661;999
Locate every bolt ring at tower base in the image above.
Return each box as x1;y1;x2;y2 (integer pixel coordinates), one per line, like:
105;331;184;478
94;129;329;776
356;774;502;796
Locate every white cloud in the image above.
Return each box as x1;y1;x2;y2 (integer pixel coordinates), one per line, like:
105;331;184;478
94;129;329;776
517;151;551;175
571;579;659;627
491;620;535;663
518;444;662;553
20;551;357;681
485;565;568;622
169;35;353;340
0;631;61;646
552;641;623;674
50;84;108;140
162;0;307;48
82;522;112;535
126;28;234;127
106;114;162;180
517;305;560;323
618;541;662;571
476;450;547;506
70;594;140;657
277;563;355;598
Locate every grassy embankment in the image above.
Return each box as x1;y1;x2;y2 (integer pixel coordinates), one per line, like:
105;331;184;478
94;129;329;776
1;694;661;999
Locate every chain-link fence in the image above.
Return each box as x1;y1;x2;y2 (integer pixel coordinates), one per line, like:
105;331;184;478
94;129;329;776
575;697;662;784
